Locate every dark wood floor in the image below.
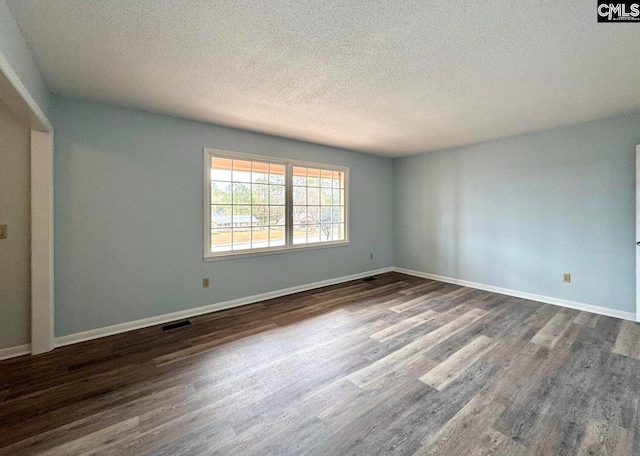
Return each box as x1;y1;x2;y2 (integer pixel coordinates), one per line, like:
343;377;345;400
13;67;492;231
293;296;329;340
1;272;639;455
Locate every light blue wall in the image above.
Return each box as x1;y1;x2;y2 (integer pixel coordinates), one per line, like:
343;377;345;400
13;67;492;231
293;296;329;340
51;96;394;337
0;0;50;117
48;96;640;334
394;113;640;313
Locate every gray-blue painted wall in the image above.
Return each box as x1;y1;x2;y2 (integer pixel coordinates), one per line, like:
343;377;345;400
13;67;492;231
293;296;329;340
394;113;640;313
47;95;640;335
52;96;394;337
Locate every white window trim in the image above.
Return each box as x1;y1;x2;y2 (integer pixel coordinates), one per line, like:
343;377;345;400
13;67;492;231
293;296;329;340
203;148;350;261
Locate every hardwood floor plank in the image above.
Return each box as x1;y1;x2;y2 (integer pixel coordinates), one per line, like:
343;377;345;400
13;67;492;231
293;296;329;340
152;323;278;366
492;325;586;447
530;311;573;349
316;377;410;433
137;374;273;433
398;280;441;295
389;294;441;313
578;314;622;354
613;320;640;359
271;281;408;324
573;312;600;328
318;380;436;455
589;352;637;431
346;308;488;388
531;384;598;455
360;359;498;456
479;298;541;340
438;286;478;303
468;428;528;456
105;404;239;456
143;424;237;456
0;383;194;454
524;303;561;329
370;309;439;342
413;393;506;455
30;417;139;456
310;282;369;299
419;335;497;391
576;420;633;456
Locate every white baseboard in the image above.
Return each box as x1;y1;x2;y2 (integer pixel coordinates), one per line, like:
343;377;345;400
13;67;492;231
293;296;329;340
0;343;31;361
55;267;394;348
393;267;636;322
8;264;634;359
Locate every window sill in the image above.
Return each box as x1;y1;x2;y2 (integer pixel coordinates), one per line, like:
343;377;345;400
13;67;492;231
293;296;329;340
203;240;350;262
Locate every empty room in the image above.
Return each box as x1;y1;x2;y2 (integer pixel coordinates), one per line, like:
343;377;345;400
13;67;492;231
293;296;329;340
1;1;640;454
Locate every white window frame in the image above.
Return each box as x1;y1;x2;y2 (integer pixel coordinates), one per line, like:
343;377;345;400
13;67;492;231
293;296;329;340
203;148;350;261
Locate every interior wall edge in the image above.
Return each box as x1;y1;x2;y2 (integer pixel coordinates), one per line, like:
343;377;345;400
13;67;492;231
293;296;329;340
0;52;51;132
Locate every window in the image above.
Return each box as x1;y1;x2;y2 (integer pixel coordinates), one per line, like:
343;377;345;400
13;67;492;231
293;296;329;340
204;149;348;259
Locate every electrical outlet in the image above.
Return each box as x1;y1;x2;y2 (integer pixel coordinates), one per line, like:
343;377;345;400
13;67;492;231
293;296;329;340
0;224;7;239
563;273;571;283
203;278;210;288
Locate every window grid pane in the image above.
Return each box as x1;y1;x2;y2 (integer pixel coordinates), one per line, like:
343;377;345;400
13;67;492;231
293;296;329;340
293;224;306;245
291;167;346;246
270;226;285;247
210;155;346;254
211;156;287;253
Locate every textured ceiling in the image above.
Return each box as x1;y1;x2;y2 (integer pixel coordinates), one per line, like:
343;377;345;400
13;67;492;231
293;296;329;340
7;0;640;157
